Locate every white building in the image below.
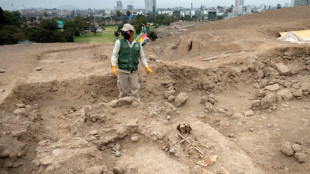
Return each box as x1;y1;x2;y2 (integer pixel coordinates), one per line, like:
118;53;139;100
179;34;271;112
116;1;122;10
145;0;156;12
233;0;242;12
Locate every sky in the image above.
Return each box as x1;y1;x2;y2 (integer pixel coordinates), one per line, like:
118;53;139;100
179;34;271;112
0;0;292;10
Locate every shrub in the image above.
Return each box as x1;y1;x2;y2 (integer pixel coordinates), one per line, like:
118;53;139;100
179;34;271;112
148;31;157;41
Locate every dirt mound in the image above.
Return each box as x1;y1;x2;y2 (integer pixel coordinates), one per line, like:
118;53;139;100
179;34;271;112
147;6;310;62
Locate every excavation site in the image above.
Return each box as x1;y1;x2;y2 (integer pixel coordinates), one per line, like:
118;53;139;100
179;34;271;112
0;6;310;174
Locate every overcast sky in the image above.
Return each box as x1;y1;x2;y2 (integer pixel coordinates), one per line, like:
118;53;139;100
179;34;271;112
0;0;292;10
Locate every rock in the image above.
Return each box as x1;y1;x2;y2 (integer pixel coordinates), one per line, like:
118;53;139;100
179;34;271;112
237;121;243;126
164;90;176;99
110;109;117;115
266;123;273;128
292;89;303;97
265;84;280;91
294;152;307;163
130;135;139;142
0;89;5;92
233;113;244;118
249;128;254;132
275;63;290;75
90;130;98;135
200;96;207;104
25;105;33;112
114;151;121;157
113;143;121;151
261;93;277;109
0;150;10;159
110;97;134;108
35;67;42;71
281;141;294;157
256;90;266;98
174;92;188;107
208;94;216;105
113;167;123;174
0;69;5;73
23;121;33;127
228;134;234;138
252;100;261;107
292;144;302;152
16;103;26;108
244;110;254;117
13;108;26;115
277;89;293;101
168;95;175;102
168;148;175;154
16;151;24;158
149;55;159;61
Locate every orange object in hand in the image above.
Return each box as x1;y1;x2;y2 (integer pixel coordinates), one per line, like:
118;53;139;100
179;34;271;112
112;65;119;77
145;66;152;74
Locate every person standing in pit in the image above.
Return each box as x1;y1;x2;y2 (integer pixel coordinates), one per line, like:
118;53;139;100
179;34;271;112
111;23;152;100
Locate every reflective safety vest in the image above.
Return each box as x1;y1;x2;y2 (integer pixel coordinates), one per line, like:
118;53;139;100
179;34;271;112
118;39;140;71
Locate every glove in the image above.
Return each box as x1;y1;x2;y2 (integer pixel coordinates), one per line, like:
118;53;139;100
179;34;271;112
112;65;119;77
145;66;152;74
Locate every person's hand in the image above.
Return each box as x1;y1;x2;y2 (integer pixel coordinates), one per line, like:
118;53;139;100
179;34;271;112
145;66;152;74
112;65;119;77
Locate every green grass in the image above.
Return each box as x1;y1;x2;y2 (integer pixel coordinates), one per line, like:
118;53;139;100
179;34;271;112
74;26;119;44
74;25;139;44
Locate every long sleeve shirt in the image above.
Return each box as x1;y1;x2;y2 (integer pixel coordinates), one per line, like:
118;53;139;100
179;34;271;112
111;39;148;73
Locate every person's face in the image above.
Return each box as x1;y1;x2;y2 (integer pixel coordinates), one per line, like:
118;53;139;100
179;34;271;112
124;30;134;37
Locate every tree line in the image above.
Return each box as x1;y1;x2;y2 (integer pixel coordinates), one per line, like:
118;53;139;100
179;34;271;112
0;7;87;45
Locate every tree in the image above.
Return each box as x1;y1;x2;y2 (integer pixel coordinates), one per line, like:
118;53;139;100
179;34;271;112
126;10;131;17
173;10;180;20
134;15;147;34
0;7;5;27
91;25;97;35
74;16;86;33
44;12;48;18
116;10;121;20
3;11;18;26
41;19;58;31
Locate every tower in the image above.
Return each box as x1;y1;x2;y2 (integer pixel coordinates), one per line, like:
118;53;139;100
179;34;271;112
233;0;241;12
145;0;156;12
116;1;122;10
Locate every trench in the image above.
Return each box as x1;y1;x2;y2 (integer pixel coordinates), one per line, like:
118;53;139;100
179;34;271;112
1;46;310;173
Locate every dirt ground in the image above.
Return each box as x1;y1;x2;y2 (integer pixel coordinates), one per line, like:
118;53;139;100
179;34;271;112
1;6;310;174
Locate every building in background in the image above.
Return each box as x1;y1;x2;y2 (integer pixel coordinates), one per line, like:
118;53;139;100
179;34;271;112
116;1;122;10
145;0;156;12
233;0;241;12
292;0;310;6
240;0;245;6
127;5;134;10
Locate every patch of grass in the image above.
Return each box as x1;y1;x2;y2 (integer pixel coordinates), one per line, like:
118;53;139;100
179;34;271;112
74;25;139;44
74;26;120;44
